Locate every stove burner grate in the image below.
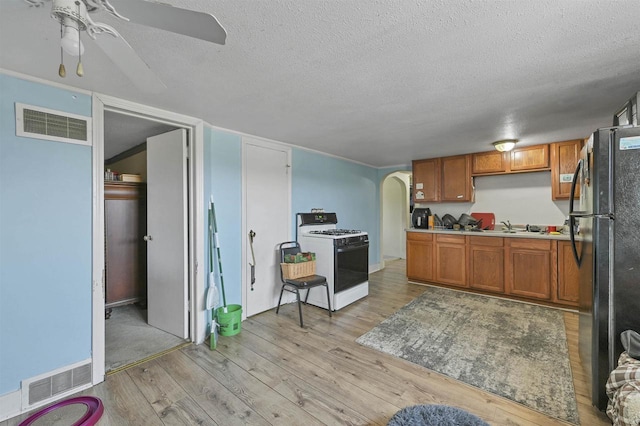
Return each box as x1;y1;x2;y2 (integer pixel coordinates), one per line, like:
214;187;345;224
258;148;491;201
308;229;362;236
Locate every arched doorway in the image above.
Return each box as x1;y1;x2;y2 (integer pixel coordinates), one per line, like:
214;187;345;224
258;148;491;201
380;171;411;267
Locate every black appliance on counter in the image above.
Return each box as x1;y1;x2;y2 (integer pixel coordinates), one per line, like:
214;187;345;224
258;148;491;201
569;126;640;410
411;207;431;228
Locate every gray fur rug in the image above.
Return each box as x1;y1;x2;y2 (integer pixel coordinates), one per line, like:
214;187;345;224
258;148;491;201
356;286;579;424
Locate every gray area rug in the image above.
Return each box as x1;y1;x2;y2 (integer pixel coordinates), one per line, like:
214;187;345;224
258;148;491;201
356;286;579;424
106;304;187;372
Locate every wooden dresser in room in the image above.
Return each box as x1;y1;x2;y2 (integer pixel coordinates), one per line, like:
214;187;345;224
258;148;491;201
104;182;147;312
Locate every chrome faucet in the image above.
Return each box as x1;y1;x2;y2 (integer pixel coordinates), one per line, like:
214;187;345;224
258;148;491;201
501;220;512;231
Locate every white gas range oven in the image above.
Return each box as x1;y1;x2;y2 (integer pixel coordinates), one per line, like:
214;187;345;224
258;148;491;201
296;212;369;311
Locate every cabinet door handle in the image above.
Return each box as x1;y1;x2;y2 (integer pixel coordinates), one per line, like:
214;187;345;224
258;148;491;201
456;195;463;199
143;235;153;241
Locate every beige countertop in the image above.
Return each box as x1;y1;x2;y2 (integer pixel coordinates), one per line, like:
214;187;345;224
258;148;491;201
406;228;572;241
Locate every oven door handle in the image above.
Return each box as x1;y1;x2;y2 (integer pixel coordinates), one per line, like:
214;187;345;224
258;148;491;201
336;244;369;253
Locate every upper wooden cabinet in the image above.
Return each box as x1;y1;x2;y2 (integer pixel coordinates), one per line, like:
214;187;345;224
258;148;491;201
441;155;473;202
550;139;583;200
412;155;472;203
412;158;441;203
510;145;550;171
415;140;574;201
471;144;551;176
472;151;508;174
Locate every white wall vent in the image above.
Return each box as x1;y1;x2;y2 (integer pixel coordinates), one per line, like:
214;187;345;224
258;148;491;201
22;360;92;408
15;103;92;146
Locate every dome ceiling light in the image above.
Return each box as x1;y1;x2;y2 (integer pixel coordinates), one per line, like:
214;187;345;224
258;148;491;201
492;139;518;152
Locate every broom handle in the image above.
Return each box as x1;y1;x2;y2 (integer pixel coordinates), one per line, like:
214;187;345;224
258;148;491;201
208;208;214;273
211;201;227;308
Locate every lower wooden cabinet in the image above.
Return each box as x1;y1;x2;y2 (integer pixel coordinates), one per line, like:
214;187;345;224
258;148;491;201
406;232;578;308
556;240;580;306
505;239;555;300
435;235;467;287
468;236;504;293
406;232;434;281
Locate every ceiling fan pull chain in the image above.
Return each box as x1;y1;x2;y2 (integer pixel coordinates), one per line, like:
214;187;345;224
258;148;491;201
58;22;66;77
75;1;83;76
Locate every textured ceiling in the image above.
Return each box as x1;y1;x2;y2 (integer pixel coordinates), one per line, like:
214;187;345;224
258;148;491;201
1;0;639;167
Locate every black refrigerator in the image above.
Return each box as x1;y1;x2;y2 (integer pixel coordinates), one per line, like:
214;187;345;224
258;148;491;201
569;126;640;410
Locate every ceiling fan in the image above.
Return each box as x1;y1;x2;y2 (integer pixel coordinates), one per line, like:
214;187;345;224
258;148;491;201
20;0;227;93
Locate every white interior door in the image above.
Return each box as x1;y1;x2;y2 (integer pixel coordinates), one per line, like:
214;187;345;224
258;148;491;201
146;129;189;338
245;140;290;317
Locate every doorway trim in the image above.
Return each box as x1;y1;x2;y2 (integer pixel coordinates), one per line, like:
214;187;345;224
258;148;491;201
91;94;205;385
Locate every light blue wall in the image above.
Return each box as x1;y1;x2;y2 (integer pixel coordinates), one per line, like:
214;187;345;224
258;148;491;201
291;149;380;265
203;127;242;314
0;75;92;395
0;73;388;398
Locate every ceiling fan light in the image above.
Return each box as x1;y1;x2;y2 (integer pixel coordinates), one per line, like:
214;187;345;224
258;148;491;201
61;23;84;56
492;139;518;152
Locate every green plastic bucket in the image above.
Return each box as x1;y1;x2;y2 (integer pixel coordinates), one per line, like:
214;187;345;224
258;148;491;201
216;304;242;336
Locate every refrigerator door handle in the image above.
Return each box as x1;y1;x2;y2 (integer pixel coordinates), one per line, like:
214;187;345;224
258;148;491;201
569;159;582;266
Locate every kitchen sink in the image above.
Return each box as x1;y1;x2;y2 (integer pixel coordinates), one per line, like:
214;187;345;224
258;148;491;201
479;229;528;234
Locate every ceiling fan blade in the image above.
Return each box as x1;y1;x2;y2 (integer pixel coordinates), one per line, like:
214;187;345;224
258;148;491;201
92;31;167;93
108;0;227;45
0;0;46;14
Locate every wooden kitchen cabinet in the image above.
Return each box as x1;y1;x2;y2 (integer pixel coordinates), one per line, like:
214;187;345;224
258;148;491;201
435;234;467;287
555;240;580;307
472;144;550;176
406;232;577;308
105;182;147;308
550;139;582;200
510;144;550;171
412;158;441;202
406;232;434;281
472;151;508;175
441;154;473;202
505;238;555;301
467;236;504;293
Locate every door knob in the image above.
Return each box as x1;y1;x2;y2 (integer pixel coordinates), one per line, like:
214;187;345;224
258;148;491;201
143;235;153;241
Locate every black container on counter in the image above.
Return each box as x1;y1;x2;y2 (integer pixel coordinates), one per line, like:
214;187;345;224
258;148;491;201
412;208;431;228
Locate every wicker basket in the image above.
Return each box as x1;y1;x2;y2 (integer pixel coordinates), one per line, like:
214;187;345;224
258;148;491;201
281;260;316;279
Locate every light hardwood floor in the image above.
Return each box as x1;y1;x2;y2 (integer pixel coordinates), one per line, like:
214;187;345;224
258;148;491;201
4;260;611;425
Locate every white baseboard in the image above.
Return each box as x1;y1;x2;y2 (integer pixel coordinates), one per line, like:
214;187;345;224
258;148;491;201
369;262;382;273
0;382;94;423
0;358;93;422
